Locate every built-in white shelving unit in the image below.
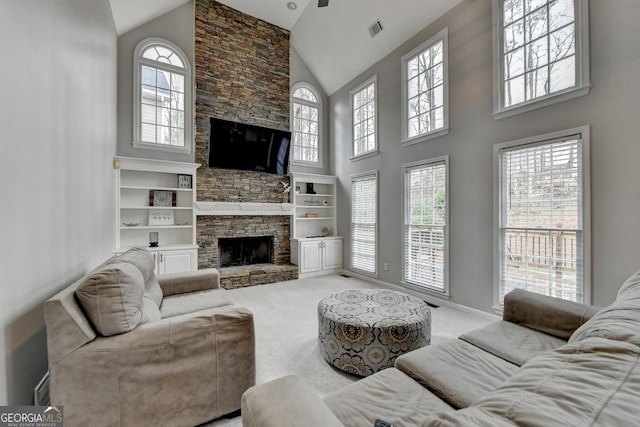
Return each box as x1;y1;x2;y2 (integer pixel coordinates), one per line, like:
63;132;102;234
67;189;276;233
290;172;343;278
114;156;200;274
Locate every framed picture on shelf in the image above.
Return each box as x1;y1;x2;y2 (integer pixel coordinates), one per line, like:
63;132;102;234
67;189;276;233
149;210;175;226
177;174;192;189
150;190;175;207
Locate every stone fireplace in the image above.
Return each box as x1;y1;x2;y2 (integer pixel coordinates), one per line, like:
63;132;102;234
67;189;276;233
218;236;273;268
197;212;298;289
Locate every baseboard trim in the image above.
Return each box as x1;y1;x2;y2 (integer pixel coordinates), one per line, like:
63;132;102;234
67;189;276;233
341;270;500;321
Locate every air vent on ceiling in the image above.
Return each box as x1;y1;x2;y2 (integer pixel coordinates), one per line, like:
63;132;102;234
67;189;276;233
369;20;383;38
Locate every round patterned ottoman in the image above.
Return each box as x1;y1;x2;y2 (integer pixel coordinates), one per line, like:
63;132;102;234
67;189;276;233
318;289;431;376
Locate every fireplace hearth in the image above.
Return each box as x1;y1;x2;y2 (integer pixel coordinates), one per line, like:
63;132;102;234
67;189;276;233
218;236;273;268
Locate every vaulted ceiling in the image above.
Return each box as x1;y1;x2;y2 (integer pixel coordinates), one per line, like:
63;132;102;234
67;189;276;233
109;0;463;95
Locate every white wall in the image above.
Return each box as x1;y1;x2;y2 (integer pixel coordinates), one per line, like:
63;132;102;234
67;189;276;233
0;0;117;404
331;0;640;311
117;1;195;163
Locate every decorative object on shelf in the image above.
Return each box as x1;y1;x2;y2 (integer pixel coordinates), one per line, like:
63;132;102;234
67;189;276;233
149;210;175;226
280;181;291;203
151;190;174;207
177;174;192;189
175;221;190;226
303;200;321;206
149;232;159;247
305;213;319;218
321;227;330;237
295;185;301;194
323;200;329;206
122;222;140;227
306;183;316;194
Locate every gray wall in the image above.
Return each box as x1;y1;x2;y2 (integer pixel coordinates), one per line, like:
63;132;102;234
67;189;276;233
290;45;330;175
117;1;195;163
331;0;640;311
0;0;117;404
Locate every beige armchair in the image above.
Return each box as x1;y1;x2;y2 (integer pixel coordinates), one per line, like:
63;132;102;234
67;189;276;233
44;248;255;427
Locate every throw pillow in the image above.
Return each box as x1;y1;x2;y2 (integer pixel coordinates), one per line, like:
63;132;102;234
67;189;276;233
75;262;144;336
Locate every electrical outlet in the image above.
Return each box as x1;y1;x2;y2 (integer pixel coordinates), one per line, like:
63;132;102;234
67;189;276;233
383;263;389;271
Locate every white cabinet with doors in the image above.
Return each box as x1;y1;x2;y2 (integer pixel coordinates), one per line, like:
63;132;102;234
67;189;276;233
114;156;200;273
295;237;343;277
290;173;343;278
150;248;197;275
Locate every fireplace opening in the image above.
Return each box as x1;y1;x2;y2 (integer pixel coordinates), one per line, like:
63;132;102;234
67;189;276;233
218;236;274;268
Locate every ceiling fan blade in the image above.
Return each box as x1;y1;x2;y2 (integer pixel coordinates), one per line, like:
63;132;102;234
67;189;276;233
318;0;329;7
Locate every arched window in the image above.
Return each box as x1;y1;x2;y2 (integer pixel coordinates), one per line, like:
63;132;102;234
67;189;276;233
291;83;322;167
133;38;192;153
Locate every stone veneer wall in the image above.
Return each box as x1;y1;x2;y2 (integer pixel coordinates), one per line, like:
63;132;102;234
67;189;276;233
197;215;291;269
194;0;290;205
194;0;293;274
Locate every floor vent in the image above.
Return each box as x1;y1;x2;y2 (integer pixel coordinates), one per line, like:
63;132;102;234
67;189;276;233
369;20;383;37
340;274;351;278
34;371;51;406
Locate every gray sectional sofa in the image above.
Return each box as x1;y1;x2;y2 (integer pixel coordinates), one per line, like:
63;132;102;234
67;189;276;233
44;247;255;427
242;269;640;426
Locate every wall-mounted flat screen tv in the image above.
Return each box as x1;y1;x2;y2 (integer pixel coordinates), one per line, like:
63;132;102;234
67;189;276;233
208;117;290;175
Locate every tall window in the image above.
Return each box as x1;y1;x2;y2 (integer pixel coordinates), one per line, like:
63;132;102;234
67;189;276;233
350;76;377;159
493;0;590;118
403;157;449;294
351;172;377;276
133;38;192;153
291;83;322;167
495;127;590;307
401;28;449;145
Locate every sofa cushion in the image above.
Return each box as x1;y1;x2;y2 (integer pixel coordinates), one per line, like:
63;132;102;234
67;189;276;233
460;321;567;366
104;247;163;308
395;340;518;409
569;269;640;347
503;288;600;340
105;247;155;281
617;267;640;298
160;288;233;318
458;337;640;427
140;296;162;324
144;276;163;308
324;367;453;427
421;408;517;427
75;262;144;336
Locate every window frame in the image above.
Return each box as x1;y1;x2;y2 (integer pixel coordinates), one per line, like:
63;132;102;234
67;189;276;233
290;82;323;168
493;126;591;310
350;75;378;160
492;0;591;119
401;156;450;297
401;28;450;146
350;170;378;277
132;38;193;154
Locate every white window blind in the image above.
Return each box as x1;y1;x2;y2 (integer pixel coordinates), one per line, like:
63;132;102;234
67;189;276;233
403;159;448;293
351;172;377;275
499;135;585;303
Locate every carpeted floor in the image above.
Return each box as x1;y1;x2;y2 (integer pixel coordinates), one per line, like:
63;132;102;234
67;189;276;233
203;274;495;426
